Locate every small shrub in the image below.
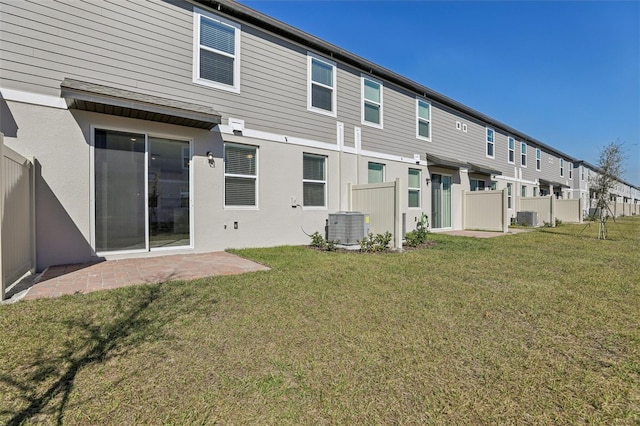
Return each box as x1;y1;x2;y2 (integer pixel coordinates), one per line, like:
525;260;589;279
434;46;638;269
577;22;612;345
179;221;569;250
359;231;392;252
555;218;563;226
405;213;429;247
326;239;337;251
310;231;326;249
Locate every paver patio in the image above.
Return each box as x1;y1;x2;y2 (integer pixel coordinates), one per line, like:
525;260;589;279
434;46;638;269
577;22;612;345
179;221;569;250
15;252;270;301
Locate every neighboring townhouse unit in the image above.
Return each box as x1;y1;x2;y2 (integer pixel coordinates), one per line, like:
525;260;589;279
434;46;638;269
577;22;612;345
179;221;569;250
0;0;638;273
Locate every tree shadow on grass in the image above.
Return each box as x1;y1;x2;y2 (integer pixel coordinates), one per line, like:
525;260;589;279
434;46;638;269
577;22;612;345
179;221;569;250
0;280;177;425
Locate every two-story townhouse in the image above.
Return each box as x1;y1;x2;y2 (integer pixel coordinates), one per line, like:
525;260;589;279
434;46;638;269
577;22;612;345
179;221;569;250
0;0;636;273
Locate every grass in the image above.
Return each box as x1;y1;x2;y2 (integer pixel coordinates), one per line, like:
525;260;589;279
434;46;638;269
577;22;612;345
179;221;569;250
1;217;639;424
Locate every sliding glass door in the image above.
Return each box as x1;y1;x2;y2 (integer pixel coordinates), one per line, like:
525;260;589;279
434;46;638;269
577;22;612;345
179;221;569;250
94;129;190;253
431;173;452;229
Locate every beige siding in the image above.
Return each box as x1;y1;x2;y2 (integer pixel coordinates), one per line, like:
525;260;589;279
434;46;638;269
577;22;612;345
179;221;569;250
350;180;402;248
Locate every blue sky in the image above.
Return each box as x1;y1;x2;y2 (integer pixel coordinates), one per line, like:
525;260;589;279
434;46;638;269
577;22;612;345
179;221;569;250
240;0;640;185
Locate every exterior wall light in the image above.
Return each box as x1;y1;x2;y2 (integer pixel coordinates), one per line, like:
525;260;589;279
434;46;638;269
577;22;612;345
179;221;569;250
207;151;215;167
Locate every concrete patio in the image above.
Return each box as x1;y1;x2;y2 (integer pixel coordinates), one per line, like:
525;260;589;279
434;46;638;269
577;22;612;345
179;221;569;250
5;252;270;302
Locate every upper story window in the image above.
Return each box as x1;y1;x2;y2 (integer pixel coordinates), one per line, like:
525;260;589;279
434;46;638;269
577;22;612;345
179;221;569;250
416;99;431;140
521;142;527;167
408;168;421;208
486;128;495;158
568;162;573;179
508;137;515;164
581;166;585;181
536;148;541;171
560;159;565;177
303;153;327;207
224;143;257;207
307;53;337;116
362;76;383;128
368;162;385;183
194;9;241;93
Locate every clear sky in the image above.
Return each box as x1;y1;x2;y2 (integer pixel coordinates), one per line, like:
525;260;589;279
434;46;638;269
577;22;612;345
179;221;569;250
240;0;640;186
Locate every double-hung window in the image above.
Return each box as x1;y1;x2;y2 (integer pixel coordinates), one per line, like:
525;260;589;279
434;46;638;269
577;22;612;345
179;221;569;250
408;168;421;208
536;148;541;171
560;159;564;177
224;143;257;207
568;162;573;179
362;76;383;128
194;9;240;92
368;162;385;183
307;53;336;116
521;185;527;197
521;142;527;167
416;99;431;140
508;137;515;164
303;154;327;207
507;183;512;209
486;128;495;158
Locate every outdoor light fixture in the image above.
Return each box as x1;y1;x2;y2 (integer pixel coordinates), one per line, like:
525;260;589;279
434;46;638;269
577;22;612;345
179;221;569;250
206;151;215;167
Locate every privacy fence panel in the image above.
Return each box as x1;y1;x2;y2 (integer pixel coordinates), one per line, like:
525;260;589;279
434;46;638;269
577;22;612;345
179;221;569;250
519;196;553;227
555;199;582;223
463;190;507;232
350;179;402;248
1;134;36;299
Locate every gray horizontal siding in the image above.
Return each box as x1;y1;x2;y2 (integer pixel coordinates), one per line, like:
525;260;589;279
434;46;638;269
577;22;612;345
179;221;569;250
0;0;578;180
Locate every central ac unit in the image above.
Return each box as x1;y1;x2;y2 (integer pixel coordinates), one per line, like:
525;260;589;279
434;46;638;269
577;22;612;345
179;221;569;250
328;212;369;245
516;211;538;227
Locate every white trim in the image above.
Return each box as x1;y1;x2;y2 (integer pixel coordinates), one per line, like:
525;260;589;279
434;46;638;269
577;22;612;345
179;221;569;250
456;121;461;130
193;7;241;93
416;98;432;141
493;174;538;186
217;124;426;165
560;158;565;178
462;123;468;133
361;74;383;129
307;52;337;117
302;152;328;208
1;88;67;109
408;167;421;208
536;148;542;171
337;122;344;149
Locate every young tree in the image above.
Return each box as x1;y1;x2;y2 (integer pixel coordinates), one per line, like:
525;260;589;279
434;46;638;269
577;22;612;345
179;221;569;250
590;140;624;239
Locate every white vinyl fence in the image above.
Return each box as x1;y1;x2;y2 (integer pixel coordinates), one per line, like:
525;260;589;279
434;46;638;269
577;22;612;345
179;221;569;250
349;179;402;248
555;199;582;223
1;133;36;300
463;190;508;232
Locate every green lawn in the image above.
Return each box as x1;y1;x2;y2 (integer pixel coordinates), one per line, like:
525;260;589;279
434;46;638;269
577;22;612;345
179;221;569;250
1;217;639;425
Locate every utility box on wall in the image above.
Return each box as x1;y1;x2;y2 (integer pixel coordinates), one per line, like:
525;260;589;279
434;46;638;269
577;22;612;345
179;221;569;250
328;212;370;245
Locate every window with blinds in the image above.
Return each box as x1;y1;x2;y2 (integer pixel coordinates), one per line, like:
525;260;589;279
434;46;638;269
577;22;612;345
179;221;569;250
224;144;257;206
195;10;240;92
303;154;326;207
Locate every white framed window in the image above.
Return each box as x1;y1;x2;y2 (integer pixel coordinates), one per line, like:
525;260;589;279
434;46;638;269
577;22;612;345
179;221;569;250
462;123;468;132
368;162;385;183
470;179;486;191
416;99;431;140
521;185;527;197
456;121;461;130
533;187;538;197
486;127;495;158
507;183;512;209
193;9;241;93
362;75;383;128
568;162;573;179
560;158;564;177
581;166;585;181
521;142;527;167
307;53;337;116
408;168;421;208
508;137;515;164
536;148;541;171
303;153;327;207
224;143;257;207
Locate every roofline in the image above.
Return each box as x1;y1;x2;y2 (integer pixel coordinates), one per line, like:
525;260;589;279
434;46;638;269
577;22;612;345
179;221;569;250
196;0;577;161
